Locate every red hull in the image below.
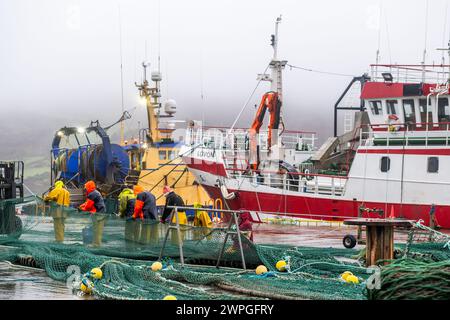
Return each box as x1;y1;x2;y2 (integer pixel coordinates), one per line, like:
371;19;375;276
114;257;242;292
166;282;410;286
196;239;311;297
201;185;450;228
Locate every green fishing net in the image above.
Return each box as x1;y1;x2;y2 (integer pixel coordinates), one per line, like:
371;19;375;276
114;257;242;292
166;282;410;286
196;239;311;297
1;196;449;300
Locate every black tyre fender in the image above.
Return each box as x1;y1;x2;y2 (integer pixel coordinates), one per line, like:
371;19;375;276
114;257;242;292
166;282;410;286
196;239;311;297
343;234;357;249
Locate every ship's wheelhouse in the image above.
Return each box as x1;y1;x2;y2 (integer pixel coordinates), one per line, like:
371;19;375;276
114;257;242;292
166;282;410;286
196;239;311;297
361;82;450;130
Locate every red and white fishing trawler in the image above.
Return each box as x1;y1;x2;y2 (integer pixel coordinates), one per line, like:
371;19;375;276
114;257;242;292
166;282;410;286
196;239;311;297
180;17;450;228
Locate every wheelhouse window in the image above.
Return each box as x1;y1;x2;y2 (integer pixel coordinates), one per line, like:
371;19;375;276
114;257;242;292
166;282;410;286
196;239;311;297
380;156;390;172
438;98;450;123
419;98;433;124
168;150;176;160
386;100;398;115
369;100;383;115
402;99;416;123
159;150;167;160
427;157;439;173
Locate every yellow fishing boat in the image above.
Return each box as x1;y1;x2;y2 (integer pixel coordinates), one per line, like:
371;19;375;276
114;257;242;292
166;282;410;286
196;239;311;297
129;62;211;206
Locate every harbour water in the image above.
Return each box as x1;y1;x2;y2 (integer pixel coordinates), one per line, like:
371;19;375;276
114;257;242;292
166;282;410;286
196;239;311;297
0;262;84;300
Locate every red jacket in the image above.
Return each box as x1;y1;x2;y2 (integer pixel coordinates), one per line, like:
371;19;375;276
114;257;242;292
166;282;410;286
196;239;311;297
239;212;253;241
79;181;97;213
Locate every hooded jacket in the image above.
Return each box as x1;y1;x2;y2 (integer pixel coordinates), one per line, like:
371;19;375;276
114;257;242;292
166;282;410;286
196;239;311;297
80;181;106;213
118;188;136;218
193;202;212;228
44;181;70;206
161;191;185;222
238;212;253;241
133;191;157;220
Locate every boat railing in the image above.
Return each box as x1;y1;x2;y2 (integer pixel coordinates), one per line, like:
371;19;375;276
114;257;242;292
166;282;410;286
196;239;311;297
185;126;317;152
357;122;450;147
370;64;450;84
226;167;347;196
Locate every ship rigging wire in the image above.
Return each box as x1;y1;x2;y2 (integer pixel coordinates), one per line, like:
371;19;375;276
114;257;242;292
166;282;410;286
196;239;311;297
286;64;357;78
229;63;270;132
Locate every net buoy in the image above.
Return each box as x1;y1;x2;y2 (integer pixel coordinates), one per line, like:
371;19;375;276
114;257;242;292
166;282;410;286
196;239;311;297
151;261;163;272
90;267;103;280
276;260;287;272
346;275;359;284
163;295;177;300
255;265;268;275
340;271;353;281
80;279;94;294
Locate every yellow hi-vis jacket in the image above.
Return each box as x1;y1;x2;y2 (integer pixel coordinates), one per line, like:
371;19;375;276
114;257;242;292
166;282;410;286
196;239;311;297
118;188;135;218
171;211;188;225
193;205;212;228
44;185;70;207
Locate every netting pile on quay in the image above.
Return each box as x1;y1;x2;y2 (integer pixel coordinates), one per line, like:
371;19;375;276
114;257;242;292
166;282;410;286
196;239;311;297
1;196;450;300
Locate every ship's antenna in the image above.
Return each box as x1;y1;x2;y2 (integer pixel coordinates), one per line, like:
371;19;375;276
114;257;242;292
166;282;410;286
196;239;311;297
437;42;450;84
156;0;161;118
230;16;283;132
440;1;449;82
118;4;125;145
269;15;285;99
272;15;282;60
158;0;161;73
422;0;430;82
384;6;392;65
375;0;382;72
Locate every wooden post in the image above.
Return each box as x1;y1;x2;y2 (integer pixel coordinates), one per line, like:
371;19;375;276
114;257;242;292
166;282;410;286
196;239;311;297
344;219;413;267
365;225;394;266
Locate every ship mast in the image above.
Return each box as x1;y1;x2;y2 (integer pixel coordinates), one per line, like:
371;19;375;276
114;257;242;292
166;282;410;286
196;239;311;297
257;16;287;97
135;62;161;145
268;15;287;100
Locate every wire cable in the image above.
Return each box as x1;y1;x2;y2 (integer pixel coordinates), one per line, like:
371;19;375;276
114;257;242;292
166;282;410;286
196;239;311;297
229;63;270;131
286;64;356;77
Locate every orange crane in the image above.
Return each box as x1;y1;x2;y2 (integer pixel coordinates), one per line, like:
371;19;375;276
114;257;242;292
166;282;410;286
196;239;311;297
249;91;282;170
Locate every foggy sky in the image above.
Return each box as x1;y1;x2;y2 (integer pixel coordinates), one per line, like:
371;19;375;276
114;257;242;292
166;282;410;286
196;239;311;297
1;0;450;142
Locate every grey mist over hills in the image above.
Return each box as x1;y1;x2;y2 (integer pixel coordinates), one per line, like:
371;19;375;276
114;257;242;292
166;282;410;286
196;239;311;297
1;0;449;194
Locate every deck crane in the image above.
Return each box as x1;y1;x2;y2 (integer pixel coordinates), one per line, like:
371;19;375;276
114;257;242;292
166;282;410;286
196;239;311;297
249;15;286;170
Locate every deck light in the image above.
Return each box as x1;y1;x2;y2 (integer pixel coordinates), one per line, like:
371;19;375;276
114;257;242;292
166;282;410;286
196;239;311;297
57;131;64;137
382;72;393;82
77;127;86;134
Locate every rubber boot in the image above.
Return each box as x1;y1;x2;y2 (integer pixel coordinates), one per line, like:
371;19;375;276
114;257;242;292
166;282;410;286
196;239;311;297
53;217;65;242
92;214;106;247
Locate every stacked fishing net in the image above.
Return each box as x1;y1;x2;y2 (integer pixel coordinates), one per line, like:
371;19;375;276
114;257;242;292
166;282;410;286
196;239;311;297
0;241;367;300
0;196;369;300
368;258;450;300
367;222;450;300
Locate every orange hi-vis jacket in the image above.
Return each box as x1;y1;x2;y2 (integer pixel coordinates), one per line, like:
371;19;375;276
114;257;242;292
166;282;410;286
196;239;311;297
133;198;144;219
79;181;103;213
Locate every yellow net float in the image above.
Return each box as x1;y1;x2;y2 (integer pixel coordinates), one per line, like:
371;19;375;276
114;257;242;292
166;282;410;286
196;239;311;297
346;275;360;284
80;279;94;294
90;267;103;280
340;271;353;281
276;260;287;272
163;295;177;300
151;261;163;272
255;265;268;275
